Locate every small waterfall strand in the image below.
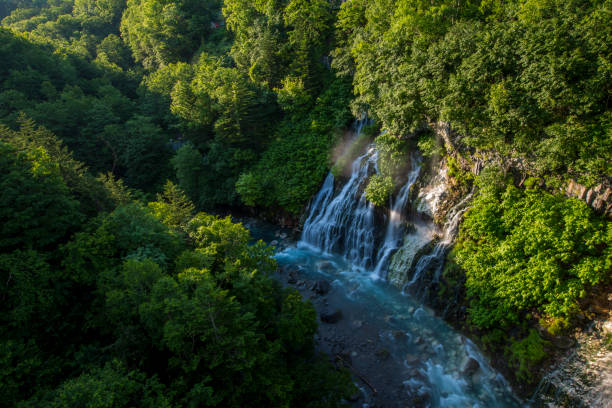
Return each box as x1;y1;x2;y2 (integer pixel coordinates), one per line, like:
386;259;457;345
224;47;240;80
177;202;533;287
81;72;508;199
373;156;422;278
404;191;474;295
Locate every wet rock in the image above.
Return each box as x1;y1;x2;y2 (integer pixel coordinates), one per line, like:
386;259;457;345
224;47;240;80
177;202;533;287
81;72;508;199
602;320;612;335
347;390;361;402
352;320;363;329
410;390;431;408
336;352;352;366
405;353;419;364
280;264;298;273
280;232;287;239
408;368;419;377
311;280;331;295
316;260;335;273
393;330;406;340
384;315;398;324
286;269;299;284
566;180;588;200
413;336;424;345
270;240;279;246
280;265;299;284
376;348;390;360
553;336;575;349
321;309;343;324
462;357;480;377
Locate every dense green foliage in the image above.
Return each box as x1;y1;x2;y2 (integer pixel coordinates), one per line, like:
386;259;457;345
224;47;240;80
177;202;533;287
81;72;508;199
334;0;611;185
0;126;353;406
0;24;173;192
235;77;352;213
456;170;611;330
0;0;355;213
121;0;220;69
1;0;610;394
364;174;393;207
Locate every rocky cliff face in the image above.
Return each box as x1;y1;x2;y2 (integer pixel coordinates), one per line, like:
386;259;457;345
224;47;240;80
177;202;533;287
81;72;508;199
435;120;612;219
566;180;612;218
531;295;612;408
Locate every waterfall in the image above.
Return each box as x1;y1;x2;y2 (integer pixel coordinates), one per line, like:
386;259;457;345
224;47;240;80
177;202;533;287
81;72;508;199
300;147;378;269
404;192;473;295
286;126;520;407
373;156;422;278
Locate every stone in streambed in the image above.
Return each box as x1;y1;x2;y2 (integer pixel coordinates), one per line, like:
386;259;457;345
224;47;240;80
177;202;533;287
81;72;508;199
405;353;419;364
321;309;343;324
316;260;335;273
410;390;431;408
393;330;406;340
347;390;361;402
311;280;331;295
553;336;575;349
376;348;390;360
462;357;480;377
287;272;297;284
280;264;299;284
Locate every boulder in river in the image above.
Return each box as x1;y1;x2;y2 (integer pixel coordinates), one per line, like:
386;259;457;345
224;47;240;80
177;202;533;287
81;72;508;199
376;348;390;360
405;353;419;364
321;309;343;324
287;272;297;284
393;330;406;340
553;336;575;349
311;279;331;295
316;260;335;273
347;390;361;402
462;357;480;377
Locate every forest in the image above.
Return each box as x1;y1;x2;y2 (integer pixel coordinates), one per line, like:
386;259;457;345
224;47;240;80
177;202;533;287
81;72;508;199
0;0;610;406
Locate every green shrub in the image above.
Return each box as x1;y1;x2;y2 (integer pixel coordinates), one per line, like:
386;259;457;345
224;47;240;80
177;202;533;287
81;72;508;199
417;131;444;158
446;156;473;186
523;177;539;190
604;333;612;351
540;316;570;336
374;132;409;179
507;330;549;383
364;174;393;207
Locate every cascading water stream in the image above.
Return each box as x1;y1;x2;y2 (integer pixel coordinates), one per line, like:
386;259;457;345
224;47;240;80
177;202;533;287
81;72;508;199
373;156;422;278
404;191;473;296
300;147;378;269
